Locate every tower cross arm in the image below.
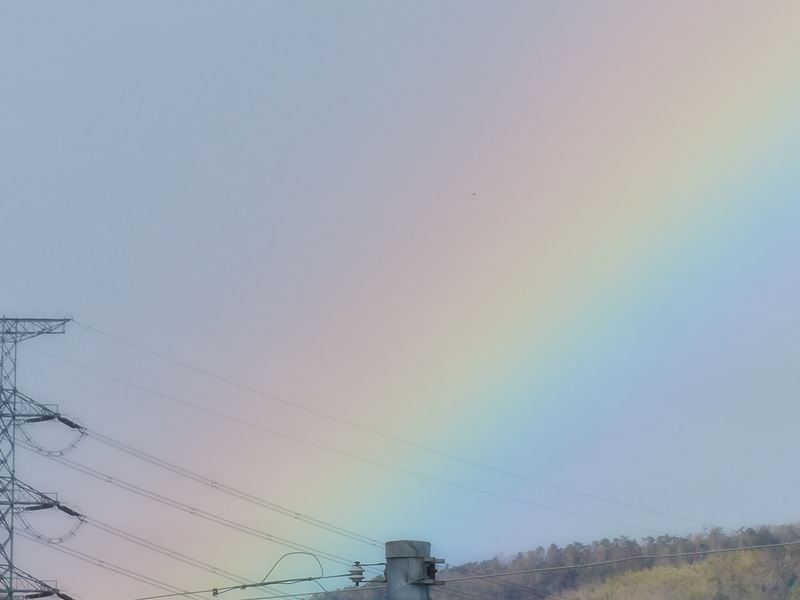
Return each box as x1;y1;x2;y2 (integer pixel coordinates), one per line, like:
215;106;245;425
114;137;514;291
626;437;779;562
12;567;74;599
0;319;71;341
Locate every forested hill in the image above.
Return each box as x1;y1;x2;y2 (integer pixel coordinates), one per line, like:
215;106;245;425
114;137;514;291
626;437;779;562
325;524;800;600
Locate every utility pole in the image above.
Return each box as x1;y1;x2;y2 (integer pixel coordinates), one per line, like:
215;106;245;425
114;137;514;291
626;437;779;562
0;318;74;600
385;540;443;600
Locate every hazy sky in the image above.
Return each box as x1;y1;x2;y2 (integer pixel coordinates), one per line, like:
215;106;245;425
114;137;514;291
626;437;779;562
2;2;800;599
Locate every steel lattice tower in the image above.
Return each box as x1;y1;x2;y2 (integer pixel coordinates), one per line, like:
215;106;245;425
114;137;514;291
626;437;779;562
0;318;70;600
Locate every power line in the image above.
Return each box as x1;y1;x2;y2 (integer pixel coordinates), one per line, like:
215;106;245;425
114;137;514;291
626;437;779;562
130;571;358;600
226;586;387;600
17;388;381;559
261;552;324;584
434;590;479;600
442;570;573;600
435;588;495;600
73;321;719;531
84;427;382;548
25;447;377;570
86;517;254;587
439;539;800;583
28;347;662;535
19;532;213;600
15;449;256;589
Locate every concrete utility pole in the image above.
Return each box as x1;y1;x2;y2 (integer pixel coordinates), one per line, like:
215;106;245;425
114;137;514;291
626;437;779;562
385;540;443;599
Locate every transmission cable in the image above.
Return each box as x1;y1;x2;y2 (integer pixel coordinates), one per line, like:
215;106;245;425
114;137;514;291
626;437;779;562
378;540;800;600
19;532;213;600
435;588;495;600
27;347;664;535
17;391;380;550
439;539;800;583
436;586;574;600
261;552;324;584
131;571;360;600
441;568;573;600
73;320;719;530
86;517;254;587
174;587;386;600
24;446;378;571
84;427;381;548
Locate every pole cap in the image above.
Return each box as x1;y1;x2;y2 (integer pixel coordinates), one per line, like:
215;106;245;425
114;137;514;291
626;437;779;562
385;540;431;559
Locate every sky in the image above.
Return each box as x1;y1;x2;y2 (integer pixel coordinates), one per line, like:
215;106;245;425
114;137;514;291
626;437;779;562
2;1;800;599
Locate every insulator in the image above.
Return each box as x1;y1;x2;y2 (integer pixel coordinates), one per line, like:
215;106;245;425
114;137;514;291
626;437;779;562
58;416;83;431
24;503;58;512
349;561;365;586
57;505;84;519
24;416;57;424
18;420;87;457
18;509;86;545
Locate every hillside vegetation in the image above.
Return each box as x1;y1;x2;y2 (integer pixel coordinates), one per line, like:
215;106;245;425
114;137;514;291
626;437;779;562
326;524;800;600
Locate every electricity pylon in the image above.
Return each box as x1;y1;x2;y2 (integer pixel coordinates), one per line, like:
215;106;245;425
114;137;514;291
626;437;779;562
0;318;75;600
